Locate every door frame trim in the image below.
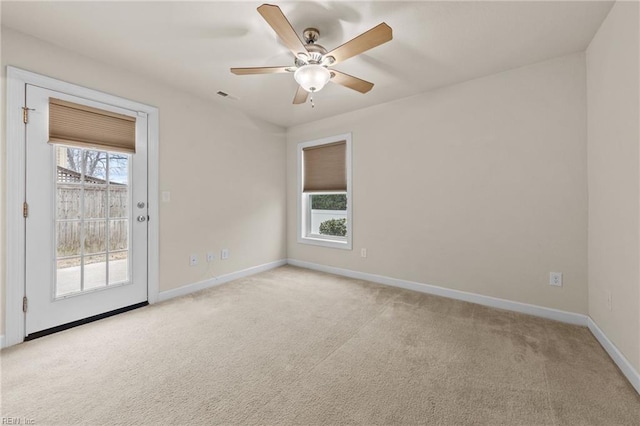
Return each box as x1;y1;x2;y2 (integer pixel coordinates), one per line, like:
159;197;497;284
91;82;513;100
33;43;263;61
5;66;160;347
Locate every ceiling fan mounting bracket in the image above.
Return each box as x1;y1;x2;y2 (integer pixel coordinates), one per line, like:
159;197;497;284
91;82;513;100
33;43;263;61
303;28;320;44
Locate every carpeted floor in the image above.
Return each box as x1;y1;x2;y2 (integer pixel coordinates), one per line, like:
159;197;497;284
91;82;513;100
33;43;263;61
2;265;639;425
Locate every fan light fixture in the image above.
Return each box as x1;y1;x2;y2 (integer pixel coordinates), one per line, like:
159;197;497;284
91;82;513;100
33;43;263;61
294;64;331;93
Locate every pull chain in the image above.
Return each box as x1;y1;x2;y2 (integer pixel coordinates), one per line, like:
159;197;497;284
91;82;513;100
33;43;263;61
309;88;316;108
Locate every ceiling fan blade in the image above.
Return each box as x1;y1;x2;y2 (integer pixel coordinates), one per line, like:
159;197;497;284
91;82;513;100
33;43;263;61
325;23;392;65
330;70;374;94
293;85;308;104
230;66;292;75
257;4;307;56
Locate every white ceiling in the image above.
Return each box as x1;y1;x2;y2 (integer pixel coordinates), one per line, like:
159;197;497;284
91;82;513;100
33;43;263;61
1;1;613;128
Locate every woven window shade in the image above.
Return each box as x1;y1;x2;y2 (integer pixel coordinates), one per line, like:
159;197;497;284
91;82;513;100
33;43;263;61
303;141;347;192
49;98;136;153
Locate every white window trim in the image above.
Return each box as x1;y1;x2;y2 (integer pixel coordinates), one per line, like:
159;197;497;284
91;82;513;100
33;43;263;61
4;67;160;348
297;133;352;250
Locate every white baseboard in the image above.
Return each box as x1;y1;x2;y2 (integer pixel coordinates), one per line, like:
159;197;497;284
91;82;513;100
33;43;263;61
587;318;640;395
287;259;588;326
157;259;287;302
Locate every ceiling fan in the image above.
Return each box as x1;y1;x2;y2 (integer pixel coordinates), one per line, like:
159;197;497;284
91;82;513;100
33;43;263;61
231;4;392;106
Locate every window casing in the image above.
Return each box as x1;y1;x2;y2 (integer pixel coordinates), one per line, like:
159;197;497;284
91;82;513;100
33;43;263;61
297;133;352;250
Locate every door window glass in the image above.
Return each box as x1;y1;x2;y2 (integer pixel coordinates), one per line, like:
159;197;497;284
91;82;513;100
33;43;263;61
54;146;131;297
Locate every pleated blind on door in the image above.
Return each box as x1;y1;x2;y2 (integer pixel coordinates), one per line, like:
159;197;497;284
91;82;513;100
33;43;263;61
49;98;137;153
303;141;347;192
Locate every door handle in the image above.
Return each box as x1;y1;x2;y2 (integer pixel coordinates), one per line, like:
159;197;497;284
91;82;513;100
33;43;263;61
137;215;147;222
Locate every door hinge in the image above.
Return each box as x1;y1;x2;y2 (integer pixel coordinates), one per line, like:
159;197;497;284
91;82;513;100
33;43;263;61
23;296;28;313
22;107;35;124
23;202;29;218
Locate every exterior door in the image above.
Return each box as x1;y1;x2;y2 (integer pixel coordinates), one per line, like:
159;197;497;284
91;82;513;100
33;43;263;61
24;84;148;335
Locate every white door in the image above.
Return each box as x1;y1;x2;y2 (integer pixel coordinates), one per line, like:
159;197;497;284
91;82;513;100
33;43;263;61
25;85;148;336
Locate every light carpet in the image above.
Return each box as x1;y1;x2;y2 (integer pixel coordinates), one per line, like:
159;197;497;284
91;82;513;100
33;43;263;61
2;265;639;425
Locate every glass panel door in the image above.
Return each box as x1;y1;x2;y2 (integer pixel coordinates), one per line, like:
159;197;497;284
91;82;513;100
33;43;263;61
25;83;148;336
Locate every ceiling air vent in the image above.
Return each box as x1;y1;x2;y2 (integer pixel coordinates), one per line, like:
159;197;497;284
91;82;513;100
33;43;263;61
216;90;238;100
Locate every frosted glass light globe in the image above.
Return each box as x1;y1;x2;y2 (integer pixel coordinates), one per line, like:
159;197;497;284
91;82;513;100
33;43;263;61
294;64;331;93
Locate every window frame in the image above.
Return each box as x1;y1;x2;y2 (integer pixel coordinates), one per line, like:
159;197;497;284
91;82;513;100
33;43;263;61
297;133;352;250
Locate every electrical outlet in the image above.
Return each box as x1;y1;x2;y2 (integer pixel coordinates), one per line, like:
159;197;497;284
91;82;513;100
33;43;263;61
606;290;612;311
549;272;562;287
361;248;367;258
162;191;171;202
189;254;197;266
207;252;214;263
221;249;229;260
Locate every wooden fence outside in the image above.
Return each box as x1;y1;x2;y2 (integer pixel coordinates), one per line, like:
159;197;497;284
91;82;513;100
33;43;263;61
56;184;129;257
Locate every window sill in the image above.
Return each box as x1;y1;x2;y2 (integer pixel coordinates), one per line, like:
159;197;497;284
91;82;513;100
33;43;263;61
298;235;352;250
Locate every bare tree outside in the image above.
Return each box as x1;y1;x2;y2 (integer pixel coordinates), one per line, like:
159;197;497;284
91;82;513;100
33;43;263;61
65;149;128;183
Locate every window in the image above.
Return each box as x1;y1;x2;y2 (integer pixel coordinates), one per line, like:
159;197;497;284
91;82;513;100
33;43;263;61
297;133;352;249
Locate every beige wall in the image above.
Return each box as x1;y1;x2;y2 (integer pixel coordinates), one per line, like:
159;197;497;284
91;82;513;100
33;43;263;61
287;53;588;315
1;28;287;335
586;1;640;372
